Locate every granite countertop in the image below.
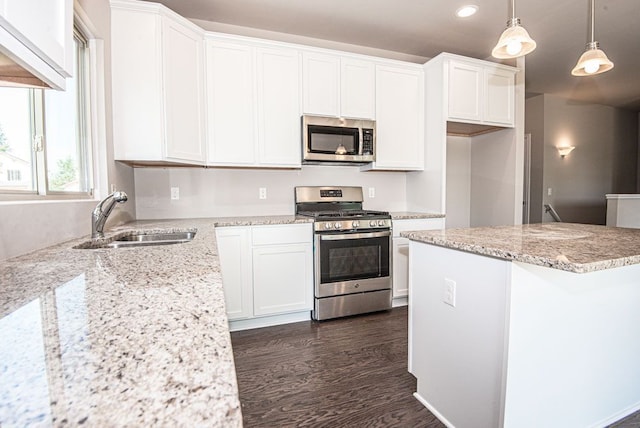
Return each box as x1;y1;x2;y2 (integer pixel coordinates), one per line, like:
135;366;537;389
402;222;640;274
0;218;260;427
213;215;314;227
390;212;445;220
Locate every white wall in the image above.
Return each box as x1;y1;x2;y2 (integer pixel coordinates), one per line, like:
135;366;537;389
445;136;470;228
470;129;519;227
526;94;638;225
134;166;408;219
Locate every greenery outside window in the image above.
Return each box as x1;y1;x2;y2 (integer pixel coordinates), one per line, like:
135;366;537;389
0;28;93;198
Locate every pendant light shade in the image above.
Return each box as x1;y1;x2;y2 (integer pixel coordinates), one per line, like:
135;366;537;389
492;0;536;59
572;0;614;76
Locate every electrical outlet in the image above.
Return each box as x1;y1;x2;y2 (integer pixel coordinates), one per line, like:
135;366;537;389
110;183;116;193
368;187;375;198
444;278;456;307
171;187;180;200
547;187;553;196
259;187;267;200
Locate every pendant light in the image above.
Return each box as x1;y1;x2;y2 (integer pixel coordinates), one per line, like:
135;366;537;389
571;0;614;76
491;0;536;59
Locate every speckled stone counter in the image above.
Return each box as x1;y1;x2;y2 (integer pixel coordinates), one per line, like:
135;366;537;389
0;218;248;427
402;222;640;273
213;215;314;227
390;212;445;220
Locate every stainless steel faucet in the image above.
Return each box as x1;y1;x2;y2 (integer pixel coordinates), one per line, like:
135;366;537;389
91;191;128;239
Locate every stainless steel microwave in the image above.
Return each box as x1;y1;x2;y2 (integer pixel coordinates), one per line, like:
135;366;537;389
302;115;375;164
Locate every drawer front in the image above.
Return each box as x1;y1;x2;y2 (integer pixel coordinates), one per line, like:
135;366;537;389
252;223;313;246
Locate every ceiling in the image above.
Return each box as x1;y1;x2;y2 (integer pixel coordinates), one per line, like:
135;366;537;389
144;0;640;112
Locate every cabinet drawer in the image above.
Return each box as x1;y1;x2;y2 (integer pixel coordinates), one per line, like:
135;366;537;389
252;223;312;246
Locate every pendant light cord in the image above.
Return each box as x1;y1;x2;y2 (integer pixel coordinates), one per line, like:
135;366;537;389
590;0;595;44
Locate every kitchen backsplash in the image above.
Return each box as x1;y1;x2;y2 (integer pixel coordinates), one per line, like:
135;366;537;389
134;166;408;219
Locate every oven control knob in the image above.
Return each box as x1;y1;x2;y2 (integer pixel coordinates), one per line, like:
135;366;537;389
352;221;360;228
369;220;377;227
377;220;385;227
334;222;342;229
324;222;332;230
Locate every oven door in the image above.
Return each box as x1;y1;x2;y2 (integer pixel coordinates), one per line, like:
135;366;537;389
315;230;391;298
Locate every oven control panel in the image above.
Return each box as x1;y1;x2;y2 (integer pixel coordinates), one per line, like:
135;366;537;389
314;218;391;232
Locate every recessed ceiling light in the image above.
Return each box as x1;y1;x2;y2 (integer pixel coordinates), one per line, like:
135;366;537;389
456;5;478;18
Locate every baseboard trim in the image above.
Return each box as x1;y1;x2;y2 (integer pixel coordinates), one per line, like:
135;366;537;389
392;296;408;307
589;400;640;428
229;311;311;332
413;392;456;428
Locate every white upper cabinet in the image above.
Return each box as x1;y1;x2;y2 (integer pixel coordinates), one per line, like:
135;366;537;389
255;46;301;167
206;40;256;165
448;61;482;122
447;57;516;127
341;58;375;119
302;52;339;117
111;0;206;165
363;64;424;171
0;0;73;89
162;17;206;162
302;52;375;119
484;67;515;126
205;36;301;168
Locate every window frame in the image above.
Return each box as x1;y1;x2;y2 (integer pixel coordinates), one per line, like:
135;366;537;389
0;25;94;201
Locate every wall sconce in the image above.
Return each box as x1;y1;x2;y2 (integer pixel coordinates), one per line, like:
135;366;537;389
557;146;575;158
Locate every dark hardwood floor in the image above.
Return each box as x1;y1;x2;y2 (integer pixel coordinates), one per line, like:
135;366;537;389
231;307;640;428
231;307;443;427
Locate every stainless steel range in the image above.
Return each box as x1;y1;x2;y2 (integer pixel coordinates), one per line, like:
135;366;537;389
295;186;392;321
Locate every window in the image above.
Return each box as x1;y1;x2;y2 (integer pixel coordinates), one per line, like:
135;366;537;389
0;28;93;198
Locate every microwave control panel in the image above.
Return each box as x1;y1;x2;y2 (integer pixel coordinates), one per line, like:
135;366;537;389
362;129;374;155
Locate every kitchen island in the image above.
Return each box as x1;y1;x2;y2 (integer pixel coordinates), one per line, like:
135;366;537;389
403;223;640;428
0;216;311;427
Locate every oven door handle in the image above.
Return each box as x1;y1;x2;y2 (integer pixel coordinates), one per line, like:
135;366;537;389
320;230;391;240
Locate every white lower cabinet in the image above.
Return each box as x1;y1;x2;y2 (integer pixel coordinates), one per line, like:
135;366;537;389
214;226;253;320
252;244;313;316
215;223;313;330
392;218;445;301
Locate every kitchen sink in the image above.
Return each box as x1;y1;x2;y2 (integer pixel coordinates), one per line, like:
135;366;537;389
74;231;196;249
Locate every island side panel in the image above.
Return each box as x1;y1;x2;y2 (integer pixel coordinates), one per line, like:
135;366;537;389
409;241;510;428
505;262;640;428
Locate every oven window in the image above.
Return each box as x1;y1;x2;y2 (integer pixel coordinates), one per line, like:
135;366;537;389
308;125;359;154
319;235;390;283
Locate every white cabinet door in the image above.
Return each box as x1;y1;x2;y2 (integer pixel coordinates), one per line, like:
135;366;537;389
372;65;424;170
215;227;253;320
111;3;206;165
205;40;256;165
392;218;445;299
393;238;410;298
111;6;164;161
163;17;206;163
256;46;301;167
341;58;375;119
0;0;73;82
448;60;483;123
252;243;313;316
302;52;340;117
484;66;515;126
